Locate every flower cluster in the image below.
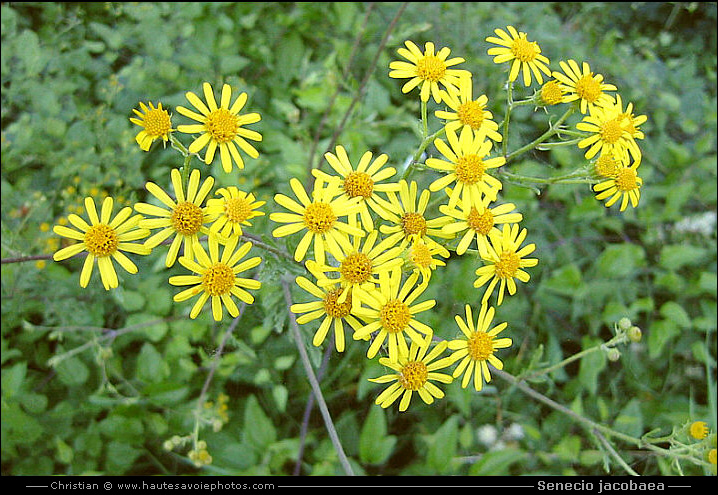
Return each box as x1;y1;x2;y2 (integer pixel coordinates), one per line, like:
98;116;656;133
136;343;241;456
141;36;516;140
484;26;648;212
53;82;264;321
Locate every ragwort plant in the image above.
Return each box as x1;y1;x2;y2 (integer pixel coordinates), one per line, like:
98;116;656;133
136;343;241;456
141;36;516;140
32;22;714;475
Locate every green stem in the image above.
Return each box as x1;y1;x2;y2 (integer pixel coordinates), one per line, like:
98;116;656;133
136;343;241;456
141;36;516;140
498;168;595;187
506;106;575;164
281;278;355;476
521;333;628;381
169;134;194;191
501;80;514;158
402;103;446;180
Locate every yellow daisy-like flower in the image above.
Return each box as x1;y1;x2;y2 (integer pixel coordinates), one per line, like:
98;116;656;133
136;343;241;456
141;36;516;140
53;196;151;290
176;82;262;173
708;449;717;465
593;159;643;212
576;100;641;162
169;234;261;321
388;40;471;104
425;126;505;209
689;421;709;440
436;77;502;143
134;168;215;268
206;186;265;239
130;101;173;151
374;180;453;249
308;228;404;308
352;269;435;362
369;339;454;412
552;60;616;114
538;79;566;106
485;26;551;87
404;237;447;284
269;177;364;265
312;145;400;231
289;273;366;353
474;223;538;306
448;303;512;391
439;191;523;256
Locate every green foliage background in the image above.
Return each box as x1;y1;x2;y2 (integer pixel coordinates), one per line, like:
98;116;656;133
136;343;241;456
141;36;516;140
1;2;716;476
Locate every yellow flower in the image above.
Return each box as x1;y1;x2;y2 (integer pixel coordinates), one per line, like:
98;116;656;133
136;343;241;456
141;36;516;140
206;187;265;239
576;100;641;162
53;196;151;290
270;177;364;265
485;26;551;87
439;191;523;256
130;101;173;151
425;126;505;209
134;168;215;267
369;339;454;412
538;79;566;106
593;158;643;212
552;60;616;114
435;77;503;143
709;448;717;465
352;269;435;362
614;94;646;153
689;421;709;440
176;82;262;173
290;273;366;353
448;303;512;391
593;151;623;178
404;237;447;284
169;234;261;321
389;40;471;104
374;179;453;249
312;145;400;231
307;228;404;308
474;223;538;306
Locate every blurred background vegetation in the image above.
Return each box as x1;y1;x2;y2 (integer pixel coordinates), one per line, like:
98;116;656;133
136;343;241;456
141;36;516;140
1;2;716;476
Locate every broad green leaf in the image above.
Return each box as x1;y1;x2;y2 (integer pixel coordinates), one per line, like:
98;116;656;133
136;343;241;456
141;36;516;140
612;399;643;438
243;395;277;452
427;415;459;474
469;448;526;476
1;362;27;399
359;406;396;465
659;301;691;329
577;337;606;395
595;244;646;278
659;244;709;270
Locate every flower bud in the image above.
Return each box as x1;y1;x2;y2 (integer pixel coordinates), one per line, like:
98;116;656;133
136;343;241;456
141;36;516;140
618;317;632;332
628;326;642;343
606;347;621;362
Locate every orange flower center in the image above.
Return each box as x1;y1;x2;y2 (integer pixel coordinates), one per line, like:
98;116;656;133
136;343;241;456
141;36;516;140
303;202;336;234
540;80;564;106
457;100;485;130
380;300;412;334
510;37;537;62
600;119;624;144
416;55;446;82
467;332;494;361
323;287;353;318
225;196;252;223
202;262;235;296
343;172;374;199
171;201;204;236
575;74;602;103
84;224;119;257
455;154;485;185
340;252;373;284
494;250;520;279
467;206;494;235
400;361;428;391
615;168;639;192
143;107;172;137
205;108;238;144
401;212;427;237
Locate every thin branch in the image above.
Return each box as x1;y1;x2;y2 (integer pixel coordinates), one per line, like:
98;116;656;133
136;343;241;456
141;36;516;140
592;428;641;476
281;277;354;476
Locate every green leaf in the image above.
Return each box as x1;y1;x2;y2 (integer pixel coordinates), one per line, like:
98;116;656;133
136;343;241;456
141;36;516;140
469;448;526;476
612;399;643;438
595;244;646;278
659;244;709;270
578;337;606;395
136;343;169;383
359;407;397;465
105;441;141;474
243;395;277;452
647;319;681;358
427;415;459;474
1;362;27;399
55;356;90;387
659;301;691;329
